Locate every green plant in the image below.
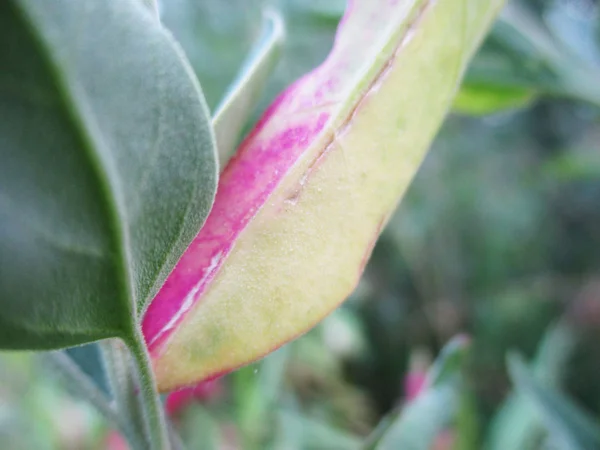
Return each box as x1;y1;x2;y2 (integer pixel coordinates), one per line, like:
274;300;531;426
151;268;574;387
2;0;600;449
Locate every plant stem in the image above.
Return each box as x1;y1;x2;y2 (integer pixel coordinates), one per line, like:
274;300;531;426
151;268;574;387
100;340;148;449
127;329;171;450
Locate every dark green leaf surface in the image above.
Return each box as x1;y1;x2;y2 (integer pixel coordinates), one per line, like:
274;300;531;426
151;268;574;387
0;0;217;349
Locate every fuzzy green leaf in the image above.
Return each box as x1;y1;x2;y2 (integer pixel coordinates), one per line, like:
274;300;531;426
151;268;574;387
0;0;217;350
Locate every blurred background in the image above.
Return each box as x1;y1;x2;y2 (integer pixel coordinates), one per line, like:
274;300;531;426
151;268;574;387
1;0;600;448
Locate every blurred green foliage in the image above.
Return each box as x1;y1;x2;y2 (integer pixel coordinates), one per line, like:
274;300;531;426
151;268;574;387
2;0;600;449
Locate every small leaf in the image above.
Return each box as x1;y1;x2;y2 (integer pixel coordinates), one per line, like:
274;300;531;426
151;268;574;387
464;2;600;107
276;409;362;450
0;0;217;349
373;386;458;450
159;0;265;110
368;336;470;450
41;351;123;435
213;9;285;168
454;390;480;450
231;346;291;446
453;84;535;115
507;353;600;450
426;334;470;387
65;343;110;396
542;151;600;181
486;321;578;450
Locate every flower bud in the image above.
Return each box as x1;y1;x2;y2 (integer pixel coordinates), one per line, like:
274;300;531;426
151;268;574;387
143;0;504;392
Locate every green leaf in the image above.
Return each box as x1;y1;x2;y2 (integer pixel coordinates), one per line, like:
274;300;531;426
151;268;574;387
485;321;578;450
454;390;480;450
464;2;600;107
300;0;346;21
275;409;362;450
213;9;285;168
453;84;535;115
371;386;457;450
426;334;470;387
179;405;221;450
507;353;600;450
368;336;470;450
542;151;600;181
42;351;123;436
232;346;291;447
159;0;340;113
0;0;217;349
159;0;265;110
65;343;110;396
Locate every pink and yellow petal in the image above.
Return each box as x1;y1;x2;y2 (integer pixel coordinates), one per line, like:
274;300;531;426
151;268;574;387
143;0;505;392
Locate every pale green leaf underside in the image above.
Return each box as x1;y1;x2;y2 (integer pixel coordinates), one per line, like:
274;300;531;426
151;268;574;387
0;0;217;349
